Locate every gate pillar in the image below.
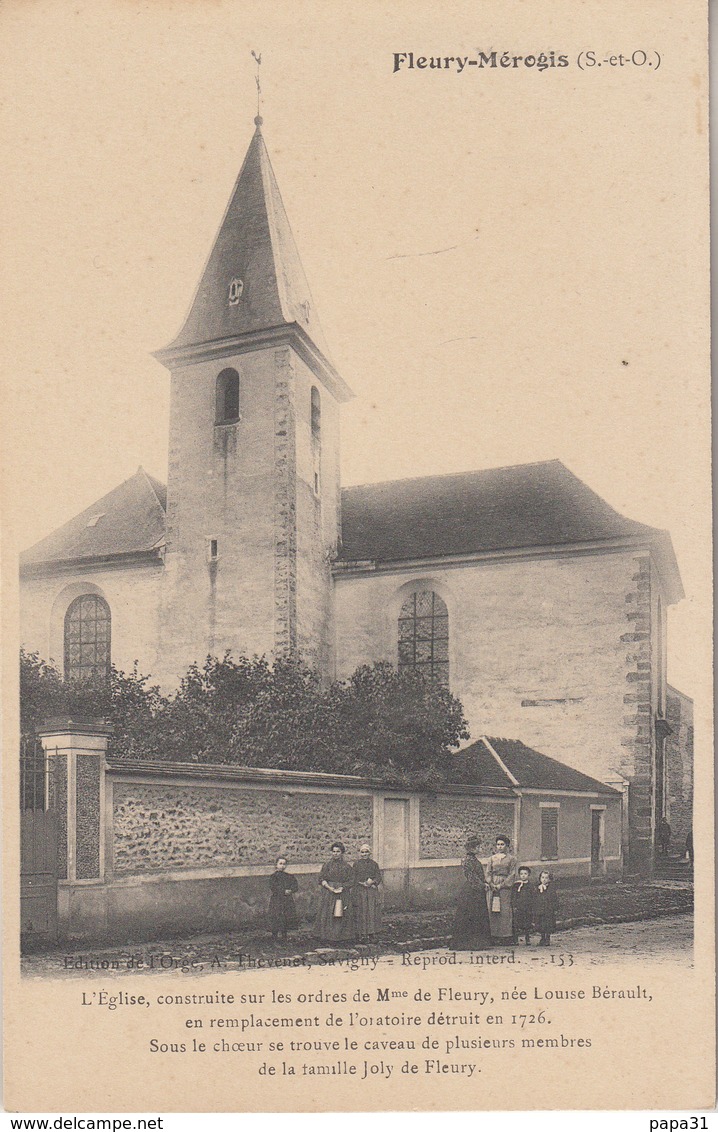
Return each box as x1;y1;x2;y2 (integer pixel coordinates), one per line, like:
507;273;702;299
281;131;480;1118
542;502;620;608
37;720;110;886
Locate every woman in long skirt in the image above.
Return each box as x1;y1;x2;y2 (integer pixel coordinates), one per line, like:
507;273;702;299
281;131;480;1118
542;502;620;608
353;844;383;941
486;834;517;943
449;837;492;950
267;856;299;943
316;841;355;943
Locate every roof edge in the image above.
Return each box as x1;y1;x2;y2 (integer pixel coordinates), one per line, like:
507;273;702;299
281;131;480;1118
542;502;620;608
666;683;694;704
650;529;684;605
479;736;520;786
153;322;354;403
341;459;566;494
159;124;267;356
334;533;671;575
139;467;167;512
20;548;165;578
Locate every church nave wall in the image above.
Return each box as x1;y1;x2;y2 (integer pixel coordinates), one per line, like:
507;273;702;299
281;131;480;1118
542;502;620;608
333;547;654;796
20;563;164;681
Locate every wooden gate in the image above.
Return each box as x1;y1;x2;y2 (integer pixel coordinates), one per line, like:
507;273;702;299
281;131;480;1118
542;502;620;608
20;739;58;945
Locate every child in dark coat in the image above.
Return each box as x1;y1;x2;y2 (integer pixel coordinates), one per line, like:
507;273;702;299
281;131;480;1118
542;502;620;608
534;869;559;946
511;865;535;944
267;856;299;943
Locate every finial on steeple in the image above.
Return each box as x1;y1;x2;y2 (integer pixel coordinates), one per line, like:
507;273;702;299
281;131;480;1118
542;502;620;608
251;50;263;127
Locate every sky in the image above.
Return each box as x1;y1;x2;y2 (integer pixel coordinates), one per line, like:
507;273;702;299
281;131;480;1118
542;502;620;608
1;1;710;696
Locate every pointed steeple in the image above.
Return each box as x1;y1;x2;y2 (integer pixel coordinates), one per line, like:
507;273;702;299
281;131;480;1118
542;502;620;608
155;118;350;399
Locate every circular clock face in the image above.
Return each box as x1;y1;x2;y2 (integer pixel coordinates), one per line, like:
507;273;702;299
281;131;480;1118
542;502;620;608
228;277;244;305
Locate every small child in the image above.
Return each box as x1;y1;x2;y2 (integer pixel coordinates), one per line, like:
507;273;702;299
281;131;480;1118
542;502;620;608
511;865;535;945
534;869;559;947
267;856;299;944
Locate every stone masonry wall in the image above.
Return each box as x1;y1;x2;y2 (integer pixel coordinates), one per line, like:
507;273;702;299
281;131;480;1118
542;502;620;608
273;349;297;656
76;755;101;880
665;686;693;846
112;780;373;874
157;350;284;688
619;554;654;872
420;795;515;859
292;353;341;680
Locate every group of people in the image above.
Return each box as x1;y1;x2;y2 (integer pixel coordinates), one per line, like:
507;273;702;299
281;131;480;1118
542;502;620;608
267;834;559;950
267;841;382;945
450;834;559;949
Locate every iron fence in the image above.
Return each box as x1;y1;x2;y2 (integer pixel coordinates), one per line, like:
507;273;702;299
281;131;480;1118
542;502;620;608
20;736;54;811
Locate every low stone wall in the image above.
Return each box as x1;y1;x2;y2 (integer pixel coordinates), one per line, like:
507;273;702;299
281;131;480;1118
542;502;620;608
665;686;693;848
420;795;515;859
35;730;620;943
112;780;373;874
55;759;516;940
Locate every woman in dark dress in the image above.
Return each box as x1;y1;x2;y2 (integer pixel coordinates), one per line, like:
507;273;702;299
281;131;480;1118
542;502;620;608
316;841;355;943
353;844;383;941
449;836;492;950
267;856;299;943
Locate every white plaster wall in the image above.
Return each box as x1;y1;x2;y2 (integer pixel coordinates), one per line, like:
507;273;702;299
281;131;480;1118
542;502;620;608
160;347;279;681
334;548;653;786
158;345;342;685
20;563;164;680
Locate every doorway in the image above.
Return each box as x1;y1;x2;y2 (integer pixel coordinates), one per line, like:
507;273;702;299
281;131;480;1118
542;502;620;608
382;797;410;907
590;809;604;878
20;738;58;947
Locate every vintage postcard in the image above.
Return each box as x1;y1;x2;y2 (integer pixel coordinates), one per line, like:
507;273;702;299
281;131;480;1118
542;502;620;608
1;0;713;1114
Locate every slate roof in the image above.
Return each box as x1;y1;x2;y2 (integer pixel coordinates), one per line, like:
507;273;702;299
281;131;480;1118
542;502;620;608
339;460;659;562
450;737;620;794
20;468;166;569
160;122;332;362
20;460;683;603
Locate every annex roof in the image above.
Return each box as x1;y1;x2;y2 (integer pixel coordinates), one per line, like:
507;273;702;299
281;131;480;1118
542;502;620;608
450;736;620;794
20;468;166;571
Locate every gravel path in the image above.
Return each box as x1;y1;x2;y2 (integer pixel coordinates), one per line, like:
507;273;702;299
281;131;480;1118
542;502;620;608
22;908;693;980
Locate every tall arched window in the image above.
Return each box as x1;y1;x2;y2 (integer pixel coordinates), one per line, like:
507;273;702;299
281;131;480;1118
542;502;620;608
311;386;321;439
216;367;240;424
398;590;449;687
64;595;111;682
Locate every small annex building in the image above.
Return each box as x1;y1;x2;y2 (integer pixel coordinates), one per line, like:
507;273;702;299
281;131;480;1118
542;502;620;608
452;738;624;880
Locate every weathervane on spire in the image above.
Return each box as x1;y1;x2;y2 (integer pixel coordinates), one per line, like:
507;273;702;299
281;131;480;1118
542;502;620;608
251;50;263;126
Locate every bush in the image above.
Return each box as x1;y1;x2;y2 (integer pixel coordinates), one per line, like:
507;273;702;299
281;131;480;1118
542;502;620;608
19;650;469;786
20;648;165;759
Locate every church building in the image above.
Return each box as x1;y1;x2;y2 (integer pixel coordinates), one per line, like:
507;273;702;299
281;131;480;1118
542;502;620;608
20;115;685;878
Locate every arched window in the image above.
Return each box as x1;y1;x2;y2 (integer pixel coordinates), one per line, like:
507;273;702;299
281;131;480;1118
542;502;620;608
216;367;240;424
64;595;111;682
398;590;449;687
311;386;321;439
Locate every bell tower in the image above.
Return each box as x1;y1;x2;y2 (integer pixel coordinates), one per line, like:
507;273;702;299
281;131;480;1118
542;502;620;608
153;116;353;685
